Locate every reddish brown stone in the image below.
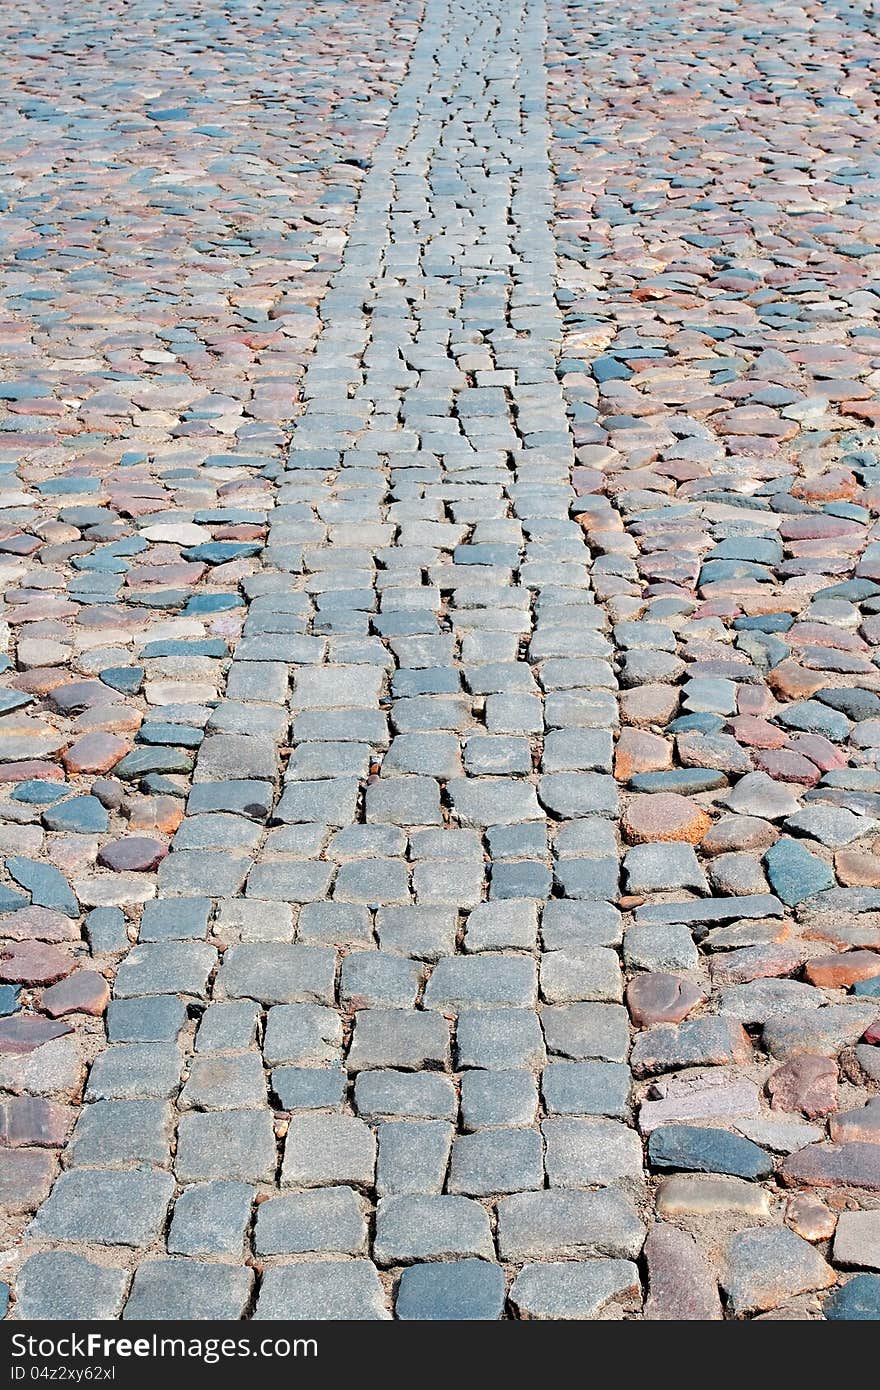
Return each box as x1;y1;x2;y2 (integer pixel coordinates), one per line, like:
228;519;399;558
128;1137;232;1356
0;761;64;783
728;716;786;749
830;1098;880;1145
835;850;880;888
622;793;711;844
785;1194;836;1242
618;684;680;728
786;735;847;776
752;748;822;786
644;1224;723;1320
781;1142;880;1191
614;728;672;780
97;837;168;872
0;1096;74;1147
62;731;131;774
709;943;803;986
0;906;80;944
767;662;826;701
626;972;706;1027
0;1147;57;1211
701;814;777;856
767;1055;838;1119
50;680;119;714
125;795;184;835
40;970;110;1019
0;1015;72;1055
0;940;74;986
804;951;880;988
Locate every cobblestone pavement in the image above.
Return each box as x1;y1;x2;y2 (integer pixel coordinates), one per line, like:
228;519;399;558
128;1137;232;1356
2;0;880;1321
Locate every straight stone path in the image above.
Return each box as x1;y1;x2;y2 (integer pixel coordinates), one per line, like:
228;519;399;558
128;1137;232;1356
2;0;880;1321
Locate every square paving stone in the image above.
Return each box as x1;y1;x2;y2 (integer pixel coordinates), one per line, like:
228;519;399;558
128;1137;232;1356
255;1262;389;1320
175;1109;277;1183
293;666;383;708
623;924;699;972
297;903;373;947
538;773;619;819
340;953;423;1009
366;777;442;826
542;901;622;949
347;1008;449;1071
180;1052;267;1109
263;1004;343;1066
68;1100;173;1167
196;1001;260;1051
396;1259;505;1320
113;943;216;998
376;906;457;960
540;948;623;1004
254;1186;367;1255
15;1252;129;1320
448;1128;543;1196
833;1211;880;1271
498;1189;646;1261
542;1117;644;1188
376;1120;453;1197
217;944;336;1005
158;851;252;897
334;859;410;904
541;1003;630;1062
275;779;360;826
246;861;334;904
85;1043;182;1101
456;1009;546;1069
0;1149;55;1212
168;1181;255;1256
123;1260;253;1320
106;995;187;1042
447;778;542;827
353;1070;458;1122
140;898;212;942
272;1067;347;1111
374;1194;495;1265
460;1070;539;1130
425;956;537;1010
29;1169;175;1247
542;1061;631;1117
509;1259;641;1320
281;1113;376;1188
465;901;538;951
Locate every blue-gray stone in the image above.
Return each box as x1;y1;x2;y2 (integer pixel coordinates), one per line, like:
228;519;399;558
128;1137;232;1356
42;796;109;834
86;907;128;953
100;666;144;694
10;779;67;805
764;838;835;907
853;977;880;998
628;770;727;795
824;1274;880;1320
777;700;850;742
185;542;262;564
107;995;188;1042
0;985;20;1016
271;1067;347;1110
0;886;29;913
5;857;78;917
648;1125;773;1179
396;1260;505;1320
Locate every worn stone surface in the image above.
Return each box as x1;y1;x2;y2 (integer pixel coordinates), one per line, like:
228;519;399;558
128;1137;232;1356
9;0;880;1323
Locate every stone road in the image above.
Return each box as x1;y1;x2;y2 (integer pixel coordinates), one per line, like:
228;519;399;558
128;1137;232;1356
2;0;880;1321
